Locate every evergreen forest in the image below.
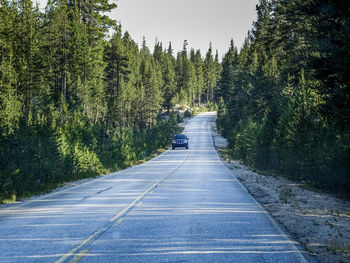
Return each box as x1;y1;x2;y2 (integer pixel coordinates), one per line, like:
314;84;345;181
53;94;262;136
1;0;349;202
217;0;350;194
0;0;221;202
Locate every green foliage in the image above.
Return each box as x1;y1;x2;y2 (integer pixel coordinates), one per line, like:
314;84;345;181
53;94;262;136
0;0;216;202
0;124;66;199
206;101;218;111
217;0;350;194
0;114;181;202
72;142;104;178
173;42;220;107
183;109;192;118
230;119;259;167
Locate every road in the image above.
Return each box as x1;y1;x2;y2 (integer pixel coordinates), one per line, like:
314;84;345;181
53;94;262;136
0;112;310;263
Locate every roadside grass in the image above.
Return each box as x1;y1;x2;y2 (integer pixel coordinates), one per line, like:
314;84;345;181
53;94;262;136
215;142;350;263
126;148;168;167
278;184;295;203
217;148;231;163
1;195;17;204
217;145;350;202
326;241;350;257
0;118;184;205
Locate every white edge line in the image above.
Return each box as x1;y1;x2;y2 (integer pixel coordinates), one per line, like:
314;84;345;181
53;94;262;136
209;114;310;263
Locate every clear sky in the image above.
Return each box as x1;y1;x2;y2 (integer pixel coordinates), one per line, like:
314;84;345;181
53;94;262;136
37;0;259;58
112;0;259;58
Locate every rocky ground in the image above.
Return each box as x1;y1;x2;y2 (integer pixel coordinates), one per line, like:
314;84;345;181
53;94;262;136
211;119;350;263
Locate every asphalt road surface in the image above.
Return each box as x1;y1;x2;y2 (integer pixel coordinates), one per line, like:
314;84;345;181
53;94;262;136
0;112;310;263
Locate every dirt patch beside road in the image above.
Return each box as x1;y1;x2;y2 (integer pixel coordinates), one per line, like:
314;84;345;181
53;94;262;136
211;119;350;263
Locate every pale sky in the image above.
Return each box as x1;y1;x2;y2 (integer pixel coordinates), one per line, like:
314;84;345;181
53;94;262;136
37;0;259;58
112;0;258;58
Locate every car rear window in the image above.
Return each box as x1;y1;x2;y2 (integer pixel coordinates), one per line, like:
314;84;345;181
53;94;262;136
174;134;186;139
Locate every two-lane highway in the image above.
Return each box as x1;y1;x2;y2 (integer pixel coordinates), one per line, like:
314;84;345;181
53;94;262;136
0;112;310;262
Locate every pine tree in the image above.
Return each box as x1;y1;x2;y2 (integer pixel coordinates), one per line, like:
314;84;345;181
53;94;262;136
213;49;222;102
153;40;163;63
188;60;197;106
139;41;162;128
162;43;176;112
13;0;41;123
218;39;238;103
104;25;129;127
121;30;141;127
39;0;69;118
176;40;190;105
191;50;204;105
203;43;217;102
0;0;21;135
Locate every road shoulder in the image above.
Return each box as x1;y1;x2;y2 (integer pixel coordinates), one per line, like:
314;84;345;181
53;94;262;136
210;116;350;263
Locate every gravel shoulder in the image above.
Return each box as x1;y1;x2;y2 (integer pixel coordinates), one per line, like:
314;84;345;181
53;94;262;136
211;117;350;263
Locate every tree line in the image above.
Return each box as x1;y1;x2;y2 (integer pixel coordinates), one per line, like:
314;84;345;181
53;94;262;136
217;0;350;194
0;0;221;201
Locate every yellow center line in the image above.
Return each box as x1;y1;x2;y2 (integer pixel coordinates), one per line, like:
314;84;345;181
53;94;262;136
69;250;89;263
114;218;124;227
55;228;106;263
55;148;192;263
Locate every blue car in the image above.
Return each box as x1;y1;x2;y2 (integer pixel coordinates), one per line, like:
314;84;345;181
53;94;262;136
172;134;189;150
